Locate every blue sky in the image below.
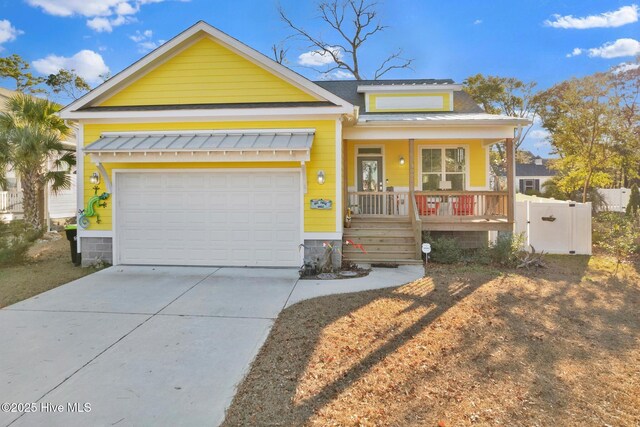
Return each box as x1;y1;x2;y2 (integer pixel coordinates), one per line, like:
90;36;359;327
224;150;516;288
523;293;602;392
0;0;638;155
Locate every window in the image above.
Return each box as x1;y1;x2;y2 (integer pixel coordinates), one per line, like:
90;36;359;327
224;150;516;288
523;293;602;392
421;147;466;190
357;147;382;155
519;179;540;193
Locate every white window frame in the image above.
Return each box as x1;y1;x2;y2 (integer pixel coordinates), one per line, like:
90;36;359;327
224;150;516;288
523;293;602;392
418;145;468;191
353;144;385;191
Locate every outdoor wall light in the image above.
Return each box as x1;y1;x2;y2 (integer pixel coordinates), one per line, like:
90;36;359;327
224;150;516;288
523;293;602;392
399;156;405;165
89;172;100;185
317;170;325;185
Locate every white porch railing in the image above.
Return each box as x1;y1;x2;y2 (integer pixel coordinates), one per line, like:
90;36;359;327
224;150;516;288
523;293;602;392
348;191;410;216
347;190;509;219
0;191;23;213
414;191;508;219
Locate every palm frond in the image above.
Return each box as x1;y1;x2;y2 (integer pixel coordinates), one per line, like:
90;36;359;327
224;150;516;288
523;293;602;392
44;170;72;194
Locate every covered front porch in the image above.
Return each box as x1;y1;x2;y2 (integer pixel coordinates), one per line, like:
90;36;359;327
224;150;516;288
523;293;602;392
341;134;517;264
343;138;516;231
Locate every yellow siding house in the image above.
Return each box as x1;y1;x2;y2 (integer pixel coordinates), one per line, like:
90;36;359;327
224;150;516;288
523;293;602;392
60;22;529;268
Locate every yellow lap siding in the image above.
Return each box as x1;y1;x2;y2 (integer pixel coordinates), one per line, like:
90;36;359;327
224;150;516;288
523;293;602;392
83;120;336;233
99;37;318;106
346;139;487;190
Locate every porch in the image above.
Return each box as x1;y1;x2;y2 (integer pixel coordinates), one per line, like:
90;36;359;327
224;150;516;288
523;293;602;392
0;190;23;215
341;137;516;263
347;190;512;231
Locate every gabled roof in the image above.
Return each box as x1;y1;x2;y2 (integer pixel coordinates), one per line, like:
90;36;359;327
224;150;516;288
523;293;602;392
315;79;484;114
60;21;353;118
516;160;555;177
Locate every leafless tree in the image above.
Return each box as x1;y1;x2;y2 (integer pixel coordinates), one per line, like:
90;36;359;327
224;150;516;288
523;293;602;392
278;0;413;79
271;43;288;65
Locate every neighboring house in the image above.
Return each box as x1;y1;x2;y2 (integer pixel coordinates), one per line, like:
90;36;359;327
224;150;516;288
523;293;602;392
515;157;555;194
59;21;529;267
0;87;78;226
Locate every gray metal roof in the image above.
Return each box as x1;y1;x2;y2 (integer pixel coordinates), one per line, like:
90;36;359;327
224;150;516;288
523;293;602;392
516;161;555;177
84;130;315;153
313;79;485;114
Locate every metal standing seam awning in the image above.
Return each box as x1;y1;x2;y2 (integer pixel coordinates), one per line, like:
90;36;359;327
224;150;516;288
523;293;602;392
83;129;315;163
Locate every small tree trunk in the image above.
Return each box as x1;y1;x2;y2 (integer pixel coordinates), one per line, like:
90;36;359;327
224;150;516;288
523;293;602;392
582;171;594;203
20;171;41;229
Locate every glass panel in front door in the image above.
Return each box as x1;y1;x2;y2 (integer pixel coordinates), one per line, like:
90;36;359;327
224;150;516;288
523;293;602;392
359;158;382;192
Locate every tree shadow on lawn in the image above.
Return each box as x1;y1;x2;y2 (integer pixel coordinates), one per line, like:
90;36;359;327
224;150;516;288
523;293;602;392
222;257;640;426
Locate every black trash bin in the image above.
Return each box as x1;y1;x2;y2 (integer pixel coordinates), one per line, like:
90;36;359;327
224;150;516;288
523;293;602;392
64;225;81;266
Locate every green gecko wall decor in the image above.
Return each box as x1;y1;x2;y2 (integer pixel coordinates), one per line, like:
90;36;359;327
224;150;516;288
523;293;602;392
78;184;110;229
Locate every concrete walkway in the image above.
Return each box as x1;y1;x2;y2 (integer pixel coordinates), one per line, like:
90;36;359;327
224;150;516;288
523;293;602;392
0;265;422;427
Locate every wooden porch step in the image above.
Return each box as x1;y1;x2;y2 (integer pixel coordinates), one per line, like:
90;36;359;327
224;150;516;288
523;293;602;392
344;250;418;260
344;257;423;265
343;245;415;254
343;242;415;250
344;229;415;238
344;236;416;245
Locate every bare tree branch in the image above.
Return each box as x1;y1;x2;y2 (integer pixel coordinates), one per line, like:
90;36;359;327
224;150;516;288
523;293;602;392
278;0;413;80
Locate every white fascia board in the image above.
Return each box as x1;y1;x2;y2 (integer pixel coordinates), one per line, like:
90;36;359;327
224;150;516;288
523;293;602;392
358;118;531;126
357;84;462;93
88;150;311;164
61;106;352;121
100;128;316;136
76;113;346;125
60;22;353;116
344;125;518;140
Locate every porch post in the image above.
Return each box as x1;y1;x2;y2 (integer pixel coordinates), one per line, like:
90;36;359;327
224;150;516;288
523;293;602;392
343;138;348;216
408;138;415;207
506;138;515;226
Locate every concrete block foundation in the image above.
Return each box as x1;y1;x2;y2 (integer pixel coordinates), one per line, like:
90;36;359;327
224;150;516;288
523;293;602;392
303;239;342;270
81;237;113;267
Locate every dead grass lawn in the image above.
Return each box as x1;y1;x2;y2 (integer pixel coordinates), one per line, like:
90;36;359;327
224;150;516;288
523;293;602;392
0;235;96;308
223;256;640;426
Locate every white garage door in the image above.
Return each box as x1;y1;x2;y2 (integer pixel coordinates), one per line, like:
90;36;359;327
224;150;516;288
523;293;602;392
115;171;301;266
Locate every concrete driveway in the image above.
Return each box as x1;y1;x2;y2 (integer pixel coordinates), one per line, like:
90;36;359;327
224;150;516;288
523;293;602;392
0;264;422;427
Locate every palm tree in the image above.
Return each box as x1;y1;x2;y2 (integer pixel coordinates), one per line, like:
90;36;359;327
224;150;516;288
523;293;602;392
0;94;75;229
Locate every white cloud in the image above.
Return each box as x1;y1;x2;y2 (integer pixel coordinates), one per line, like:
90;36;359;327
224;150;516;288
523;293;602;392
614;61;640;73
567;39;640;59
588;38;640;58
545;4;638;29
473;19;482;25
129;29;152;42
566;47;583;58
298;47;342;67
26;0;178;32
0;19;22;48
129;29;164;52
32;50;109;84
86;17;112;32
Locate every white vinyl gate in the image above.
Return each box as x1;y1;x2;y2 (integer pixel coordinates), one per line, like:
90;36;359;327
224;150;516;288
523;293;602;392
598;188;630;212
515;198;592;255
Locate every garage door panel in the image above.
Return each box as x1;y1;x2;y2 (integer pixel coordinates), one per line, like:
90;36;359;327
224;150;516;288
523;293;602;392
116;171;301;266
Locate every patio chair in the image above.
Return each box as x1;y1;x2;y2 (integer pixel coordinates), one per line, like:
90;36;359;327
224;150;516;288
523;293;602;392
452;195;475;216
415;195;440;216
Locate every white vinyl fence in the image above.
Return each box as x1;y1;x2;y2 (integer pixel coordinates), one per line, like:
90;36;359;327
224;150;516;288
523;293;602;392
598;188;630;212
515;195;592;255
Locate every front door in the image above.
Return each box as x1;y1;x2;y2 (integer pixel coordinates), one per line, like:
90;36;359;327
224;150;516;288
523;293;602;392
357;157;383;214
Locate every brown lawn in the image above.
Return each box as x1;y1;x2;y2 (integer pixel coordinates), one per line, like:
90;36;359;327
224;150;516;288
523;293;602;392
223;256;640;427
0;235;97;308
